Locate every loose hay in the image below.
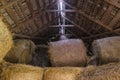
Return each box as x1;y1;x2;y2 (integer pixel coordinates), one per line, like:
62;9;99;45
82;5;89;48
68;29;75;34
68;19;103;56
4;39;36;64
0;61;44;80
44;67;84;80
77;62;120;80
92;36;120;65
0;17;13;62
49;39;88;67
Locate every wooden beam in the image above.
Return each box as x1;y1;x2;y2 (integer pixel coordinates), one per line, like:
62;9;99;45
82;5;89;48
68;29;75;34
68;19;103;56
105;0;120;8
46;10;75;12
75;0;80;25
49;33;73;36
33;14;60;36
82;28;120;39
66;29;79;38
77;10;112;30
45;0;58;9
62;16;92;36
12;33;43;40
49;25;74;27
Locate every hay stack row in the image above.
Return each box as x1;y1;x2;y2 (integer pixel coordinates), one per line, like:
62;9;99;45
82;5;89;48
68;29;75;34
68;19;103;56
48;37;120;66
44;62;120;80
0;61;120;80
5;37;119;67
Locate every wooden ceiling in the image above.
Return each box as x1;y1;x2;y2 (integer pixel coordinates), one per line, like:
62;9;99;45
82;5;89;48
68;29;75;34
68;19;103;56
0;0;120;41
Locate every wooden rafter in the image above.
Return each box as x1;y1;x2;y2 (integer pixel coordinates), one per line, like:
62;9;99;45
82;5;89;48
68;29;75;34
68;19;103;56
46;9;112;30
63;1;112;31
46;10;75;12
82;28;120;39
49;25;74;27
75;0;80;25
62;15;92;36
33;12;60;36
66;29;79;38
44;0;58;9
104;0;120;8
12;33;42;40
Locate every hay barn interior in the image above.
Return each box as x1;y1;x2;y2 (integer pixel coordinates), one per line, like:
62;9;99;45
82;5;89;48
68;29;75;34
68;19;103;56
0;0;120;80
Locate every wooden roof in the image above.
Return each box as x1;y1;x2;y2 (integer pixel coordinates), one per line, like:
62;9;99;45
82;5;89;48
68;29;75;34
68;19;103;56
0;0;120;42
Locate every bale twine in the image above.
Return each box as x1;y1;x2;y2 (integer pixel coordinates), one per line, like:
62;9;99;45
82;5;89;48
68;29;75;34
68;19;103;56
44;67;84;80
0;17;13;62
4;39;36;64
92;36;120;65
0;61;44;80
48;39;88;67
77;62;120;80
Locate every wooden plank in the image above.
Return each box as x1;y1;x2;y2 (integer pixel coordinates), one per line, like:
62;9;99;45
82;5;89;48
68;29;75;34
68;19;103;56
78;10;112;30
30;0;38;12
17;0;31;19
38;0;44;9
96;2;109;20
109;10;120;28
105;0;120;8
91;0;102;17
6;5;21;24
49;25;74;27
82;28;120;39
101;5;115;25
46;10;75;12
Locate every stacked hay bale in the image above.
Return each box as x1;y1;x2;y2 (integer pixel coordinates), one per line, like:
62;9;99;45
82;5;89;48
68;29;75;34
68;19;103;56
0;17;44;80
43;62;120;80
48;39;88;67
44;67;84;80
77;62;120;80
0;61;44;80
92;36;120;65
4;39;36;64
0;17;13;62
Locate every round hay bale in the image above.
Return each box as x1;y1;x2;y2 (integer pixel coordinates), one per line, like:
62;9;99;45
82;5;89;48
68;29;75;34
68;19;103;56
48;39;88;67
92;36;120;65
0;17;13;62
0;61;44;80
77;62;120;80
44;67;84;80
4;39;36;64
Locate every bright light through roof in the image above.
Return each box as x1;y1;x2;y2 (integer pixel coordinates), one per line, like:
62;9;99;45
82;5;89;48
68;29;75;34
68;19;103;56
59;0;65;16
58;0;66;35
